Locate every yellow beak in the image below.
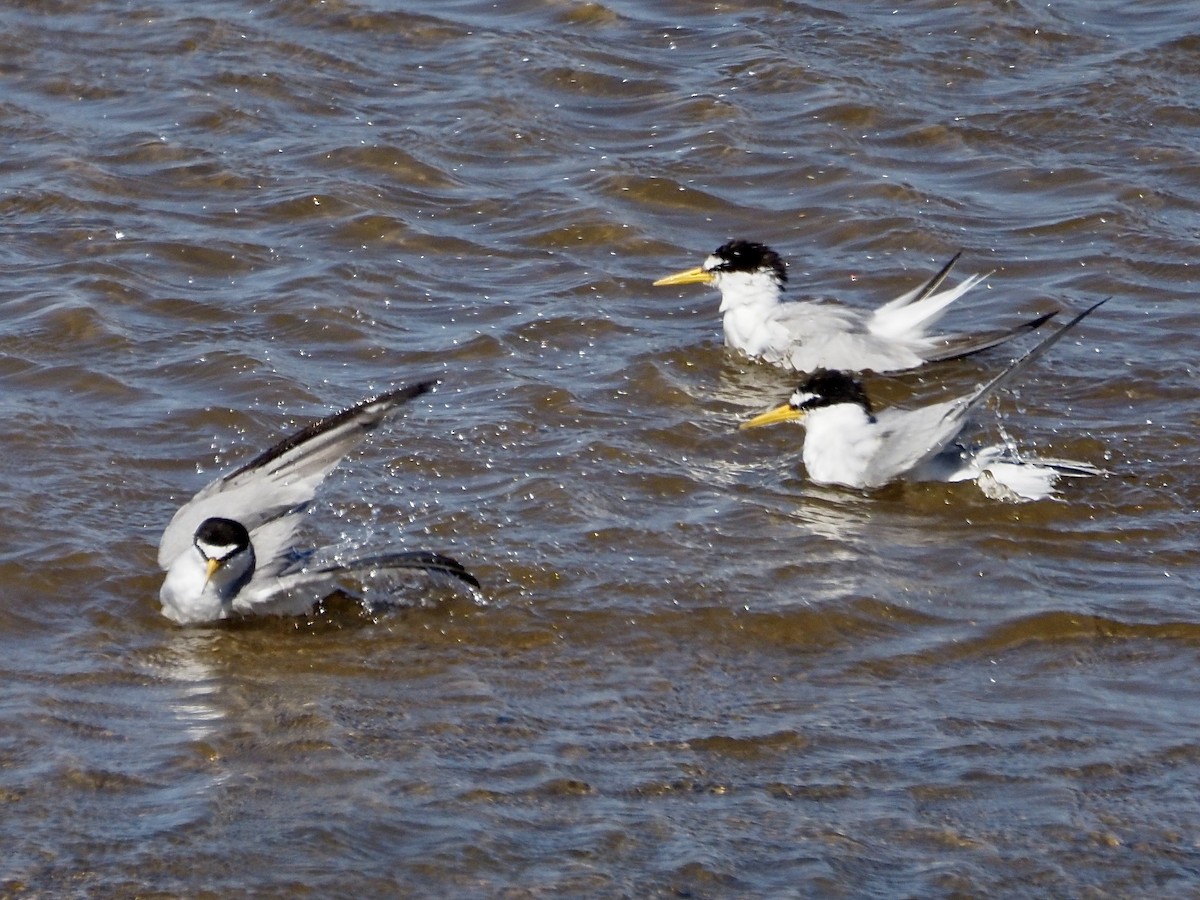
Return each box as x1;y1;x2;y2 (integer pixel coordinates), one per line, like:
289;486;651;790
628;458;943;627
739;403;806;430
204;558;222;584
653;266;714;287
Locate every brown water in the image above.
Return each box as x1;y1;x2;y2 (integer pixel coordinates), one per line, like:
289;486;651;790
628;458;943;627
2;1;1199;896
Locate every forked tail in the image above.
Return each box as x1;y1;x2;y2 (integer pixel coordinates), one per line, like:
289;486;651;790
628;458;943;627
870;252;992;339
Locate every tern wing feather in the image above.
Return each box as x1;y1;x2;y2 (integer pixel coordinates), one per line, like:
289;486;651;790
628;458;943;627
921;310;1058;363
234;549;479;617
299;551;480;590
157;381;435;570
773;303;929;372
866;298;1106;482
957;298;1107;420
862;399;969;484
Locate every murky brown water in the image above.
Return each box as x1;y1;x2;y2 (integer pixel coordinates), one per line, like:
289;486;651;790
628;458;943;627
2;1;1199;895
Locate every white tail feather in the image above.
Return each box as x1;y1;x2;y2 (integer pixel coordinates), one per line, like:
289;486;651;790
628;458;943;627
870;272;991;340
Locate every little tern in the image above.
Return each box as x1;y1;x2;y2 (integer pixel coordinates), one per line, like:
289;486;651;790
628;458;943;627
158;381;478;625
739;298;1108;501
654;240;1056;373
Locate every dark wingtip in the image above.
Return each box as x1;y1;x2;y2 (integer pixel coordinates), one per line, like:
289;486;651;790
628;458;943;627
372;378;439;407
455;567;482;590
1025;309;1059;329
338;550;481;590
421;550;482;589
961;294;1109;416
924;308;1061;364
228;378;440;479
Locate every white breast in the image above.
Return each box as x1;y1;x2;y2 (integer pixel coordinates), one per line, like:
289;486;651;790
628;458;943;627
801;405;883;489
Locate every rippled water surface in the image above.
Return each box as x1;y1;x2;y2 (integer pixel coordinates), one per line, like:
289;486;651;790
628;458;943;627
3;1;1199;895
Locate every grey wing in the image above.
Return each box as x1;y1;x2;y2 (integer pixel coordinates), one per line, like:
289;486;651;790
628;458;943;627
285;551;479;591
775;303;920;373
232;549;480;617
156;485;310;573
921;311;1057;364
157;381;435;570
866;297;1108;484
865;399;972;484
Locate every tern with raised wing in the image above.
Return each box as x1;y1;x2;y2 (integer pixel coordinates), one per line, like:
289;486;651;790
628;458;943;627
158;382;478;625
739;299;1108;501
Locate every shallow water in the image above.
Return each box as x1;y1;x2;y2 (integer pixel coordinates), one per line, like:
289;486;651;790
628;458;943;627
2;1;1199;895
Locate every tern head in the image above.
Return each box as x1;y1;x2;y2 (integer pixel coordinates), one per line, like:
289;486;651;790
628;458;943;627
740;370;873;429
654;239;787;295
193;517;255;593
160;516;256;625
